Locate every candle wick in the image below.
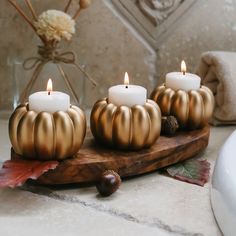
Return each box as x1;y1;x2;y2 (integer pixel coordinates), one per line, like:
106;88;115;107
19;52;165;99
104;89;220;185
125;85;128;89
183;71;186;75
48;91;51;95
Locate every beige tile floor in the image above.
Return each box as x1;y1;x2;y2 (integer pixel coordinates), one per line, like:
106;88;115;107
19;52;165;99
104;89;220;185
0;119;234;236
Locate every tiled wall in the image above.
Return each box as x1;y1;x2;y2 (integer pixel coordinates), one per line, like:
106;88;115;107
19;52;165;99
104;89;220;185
156;0;236;81
1;0;236;113
0;0;154;112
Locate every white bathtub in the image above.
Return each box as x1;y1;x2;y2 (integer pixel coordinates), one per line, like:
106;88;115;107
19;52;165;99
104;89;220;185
211;130;236;236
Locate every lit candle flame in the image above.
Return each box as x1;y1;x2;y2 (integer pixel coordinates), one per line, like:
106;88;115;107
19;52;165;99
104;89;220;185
47;78;53;95
181;60;187;75
124;72;129;88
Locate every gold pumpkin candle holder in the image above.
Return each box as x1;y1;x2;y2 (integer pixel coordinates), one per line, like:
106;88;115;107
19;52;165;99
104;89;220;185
150;84;214;129
90;98;161;150
9;103;86;161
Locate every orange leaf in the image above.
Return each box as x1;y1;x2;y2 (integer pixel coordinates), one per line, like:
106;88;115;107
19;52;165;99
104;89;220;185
0;159;58;188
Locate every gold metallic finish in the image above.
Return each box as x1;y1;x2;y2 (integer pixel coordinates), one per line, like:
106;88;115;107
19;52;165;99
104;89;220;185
98;103;117;144
198;86;215;123
90;98;108;140
9;103;86;160
67;107;86;156
130;105;150;149
34;112;54;160
150;84;165;102
150;84;215;129
188;90;204;129
9;104;28;154
171;90;189;127
112;106;131;149
90;98;161;150
18;110;37;158
157;88;175;115
143;101;161;147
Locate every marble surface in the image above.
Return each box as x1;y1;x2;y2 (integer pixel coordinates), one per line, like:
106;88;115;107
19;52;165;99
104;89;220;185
0;119;235;236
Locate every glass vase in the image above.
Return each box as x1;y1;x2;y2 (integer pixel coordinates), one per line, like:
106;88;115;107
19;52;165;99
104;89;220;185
12;59;88;110
14;61;85;102
0;46;93;118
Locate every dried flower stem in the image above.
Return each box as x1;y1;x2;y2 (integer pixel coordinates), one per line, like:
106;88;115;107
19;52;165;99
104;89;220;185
57;64;80;104
8;0;36;31
24;0;37;21
8;0;47;44
74;63;97;87
64;0;72;13
72;8;82;19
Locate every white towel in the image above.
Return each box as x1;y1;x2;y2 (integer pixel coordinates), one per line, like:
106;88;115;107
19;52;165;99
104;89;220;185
197;51;236;125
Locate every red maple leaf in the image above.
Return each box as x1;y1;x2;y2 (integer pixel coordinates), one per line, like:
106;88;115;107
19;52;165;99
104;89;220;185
0;159;58;188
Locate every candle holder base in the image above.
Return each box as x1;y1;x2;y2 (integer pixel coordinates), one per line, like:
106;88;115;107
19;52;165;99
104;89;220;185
150;84;214;130
90;98;161;150
9;103;86;161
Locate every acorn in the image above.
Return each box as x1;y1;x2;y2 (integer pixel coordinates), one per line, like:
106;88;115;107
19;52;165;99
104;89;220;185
161;116;179;136
79;0;91;9
96;170;121;197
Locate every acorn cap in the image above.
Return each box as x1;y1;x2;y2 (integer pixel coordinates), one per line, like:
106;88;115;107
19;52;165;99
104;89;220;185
161;116;179;136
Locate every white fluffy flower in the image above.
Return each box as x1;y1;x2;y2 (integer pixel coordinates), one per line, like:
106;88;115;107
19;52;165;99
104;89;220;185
35;10;75;41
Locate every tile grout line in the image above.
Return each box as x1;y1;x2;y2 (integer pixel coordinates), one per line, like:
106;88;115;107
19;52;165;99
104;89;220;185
21;185;204;236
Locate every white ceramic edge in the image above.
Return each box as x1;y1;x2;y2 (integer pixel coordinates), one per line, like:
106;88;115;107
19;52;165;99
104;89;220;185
211;130;236;236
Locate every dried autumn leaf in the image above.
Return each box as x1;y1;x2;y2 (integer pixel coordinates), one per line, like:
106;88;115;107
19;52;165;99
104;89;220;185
166;159;210;186
0;159;58;188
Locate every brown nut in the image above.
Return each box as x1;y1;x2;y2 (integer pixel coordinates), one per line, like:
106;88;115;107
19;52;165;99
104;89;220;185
96;170;121;197
161;116;179;136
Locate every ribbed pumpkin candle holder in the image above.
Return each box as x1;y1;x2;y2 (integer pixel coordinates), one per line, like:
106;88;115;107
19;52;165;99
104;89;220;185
90;98;161;150
150;84;214;129
9;103;86;161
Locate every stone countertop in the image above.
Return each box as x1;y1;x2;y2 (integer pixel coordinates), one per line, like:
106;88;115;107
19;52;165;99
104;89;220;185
0;119;234;236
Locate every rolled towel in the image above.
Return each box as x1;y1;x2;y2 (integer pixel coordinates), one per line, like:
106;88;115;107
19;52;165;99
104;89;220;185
197;51;236;125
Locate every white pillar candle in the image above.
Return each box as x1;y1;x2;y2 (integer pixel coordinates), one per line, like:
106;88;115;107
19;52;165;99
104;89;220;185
108;72;147;107
29;79;70;113
165;60;201;91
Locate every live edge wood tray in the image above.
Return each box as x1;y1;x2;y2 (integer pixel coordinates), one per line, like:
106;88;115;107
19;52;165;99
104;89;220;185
11;126;210;185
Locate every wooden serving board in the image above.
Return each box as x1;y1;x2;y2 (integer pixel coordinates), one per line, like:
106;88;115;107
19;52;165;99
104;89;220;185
11;126;210;185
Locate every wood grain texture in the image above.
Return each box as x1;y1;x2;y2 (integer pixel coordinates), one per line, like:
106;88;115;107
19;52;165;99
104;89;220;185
11;126;210;185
